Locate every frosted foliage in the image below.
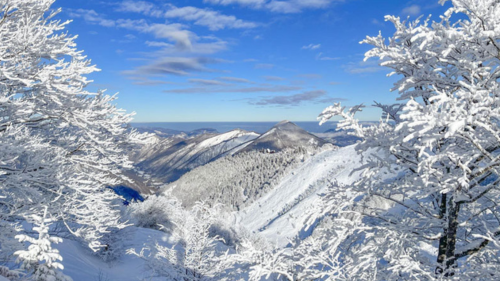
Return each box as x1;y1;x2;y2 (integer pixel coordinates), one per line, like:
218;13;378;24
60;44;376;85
129;201;233;281
127;194;182;231
168;147;318;210
314;0;500;279
0;266;20;281
15;211;72;281
0;0;150;261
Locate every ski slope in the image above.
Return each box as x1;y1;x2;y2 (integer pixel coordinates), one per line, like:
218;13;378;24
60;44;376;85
234;145;364;246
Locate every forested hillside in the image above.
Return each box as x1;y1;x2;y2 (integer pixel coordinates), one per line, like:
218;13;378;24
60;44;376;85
167;145;334;209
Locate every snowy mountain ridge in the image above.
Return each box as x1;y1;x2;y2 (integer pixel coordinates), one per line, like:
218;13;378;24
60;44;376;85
132;121;330;184
233;145;364;246
132;129;259;183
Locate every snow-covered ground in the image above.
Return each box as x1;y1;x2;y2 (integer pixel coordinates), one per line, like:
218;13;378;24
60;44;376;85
56;227;170;281
233;145;363;246
55;145;368;280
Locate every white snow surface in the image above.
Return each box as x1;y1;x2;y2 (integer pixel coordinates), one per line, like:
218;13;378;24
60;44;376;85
233;145;363;246
51;145;371;280
133;129;259;182
198;130;258;149
56;227;171;281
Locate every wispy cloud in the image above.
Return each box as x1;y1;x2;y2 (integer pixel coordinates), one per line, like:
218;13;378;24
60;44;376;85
67;9;116;27
344;60;385;74
123;57;227;77
189;79;229;86
371;18;384;26
68;8;232;83
302;43;321;50
204;0;341;13
145;41;175;48
316;52;340;61
116;1;156;14
129;77;174;86
164;85;301;94
163;6;258;31
255;63;275;69
125;34;136;40
204;0;266;7
68;10;196;50
252;90;332;106
116;1;259;31
402;5;421;16
263;76;286;81
219;77;254;83
298;73;322;79
316;97;347;104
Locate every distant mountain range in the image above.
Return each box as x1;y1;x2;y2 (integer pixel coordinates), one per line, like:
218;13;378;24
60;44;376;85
134;126;218;138
131;129;258;183
131;121;330;184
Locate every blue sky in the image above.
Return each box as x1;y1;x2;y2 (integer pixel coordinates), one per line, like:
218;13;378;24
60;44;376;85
55;0;450;122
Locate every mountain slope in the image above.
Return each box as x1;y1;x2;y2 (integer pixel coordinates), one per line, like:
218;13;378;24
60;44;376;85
133;129;259;183
236;120;327;154
165;146;333;209
232;145;364;246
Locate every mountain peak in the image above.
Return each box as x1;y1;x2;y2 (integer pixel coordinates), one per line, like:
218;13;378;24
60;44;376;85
237;121;327;153
276;120;292;126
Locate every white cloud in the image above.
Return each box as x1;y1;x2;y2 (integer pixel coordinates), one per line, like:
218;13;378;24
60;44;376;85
255;63;275;69
302;43;321;50
123;57;227;77
145;41;175;48
164;85;302;94
124;34;136;40
320;56;340;61
266;1;302;13
316;52;338;60
116;1;157;14
164;6;258;31
141;23;194;50
344;60;385;74
264;76;285;81
205;0;343;13
129;77;173;86
402;5;421;16
68;10;196;51
298;73;322;79
219;77;254;83
253;90;327;106
116;1;258;31
67;9;116;27
371;18;384;26
203;0;267;7
189;79;228;86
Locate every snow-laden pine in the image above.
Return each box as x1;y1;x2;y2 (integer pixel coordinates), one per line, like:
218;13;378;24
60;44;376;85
15;209;72;281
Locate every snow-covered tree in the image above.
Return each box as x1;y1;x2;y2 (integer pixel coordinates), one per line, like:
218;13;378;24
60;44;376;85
15;209;72;281
0;0;148;270
318;0;500;278
129;201;233;281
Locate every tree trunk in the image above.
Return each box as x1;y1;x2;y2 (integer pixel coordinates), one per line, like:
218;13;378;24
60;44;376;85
444;199;460;276
435;193;460;277
435;193;447;275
